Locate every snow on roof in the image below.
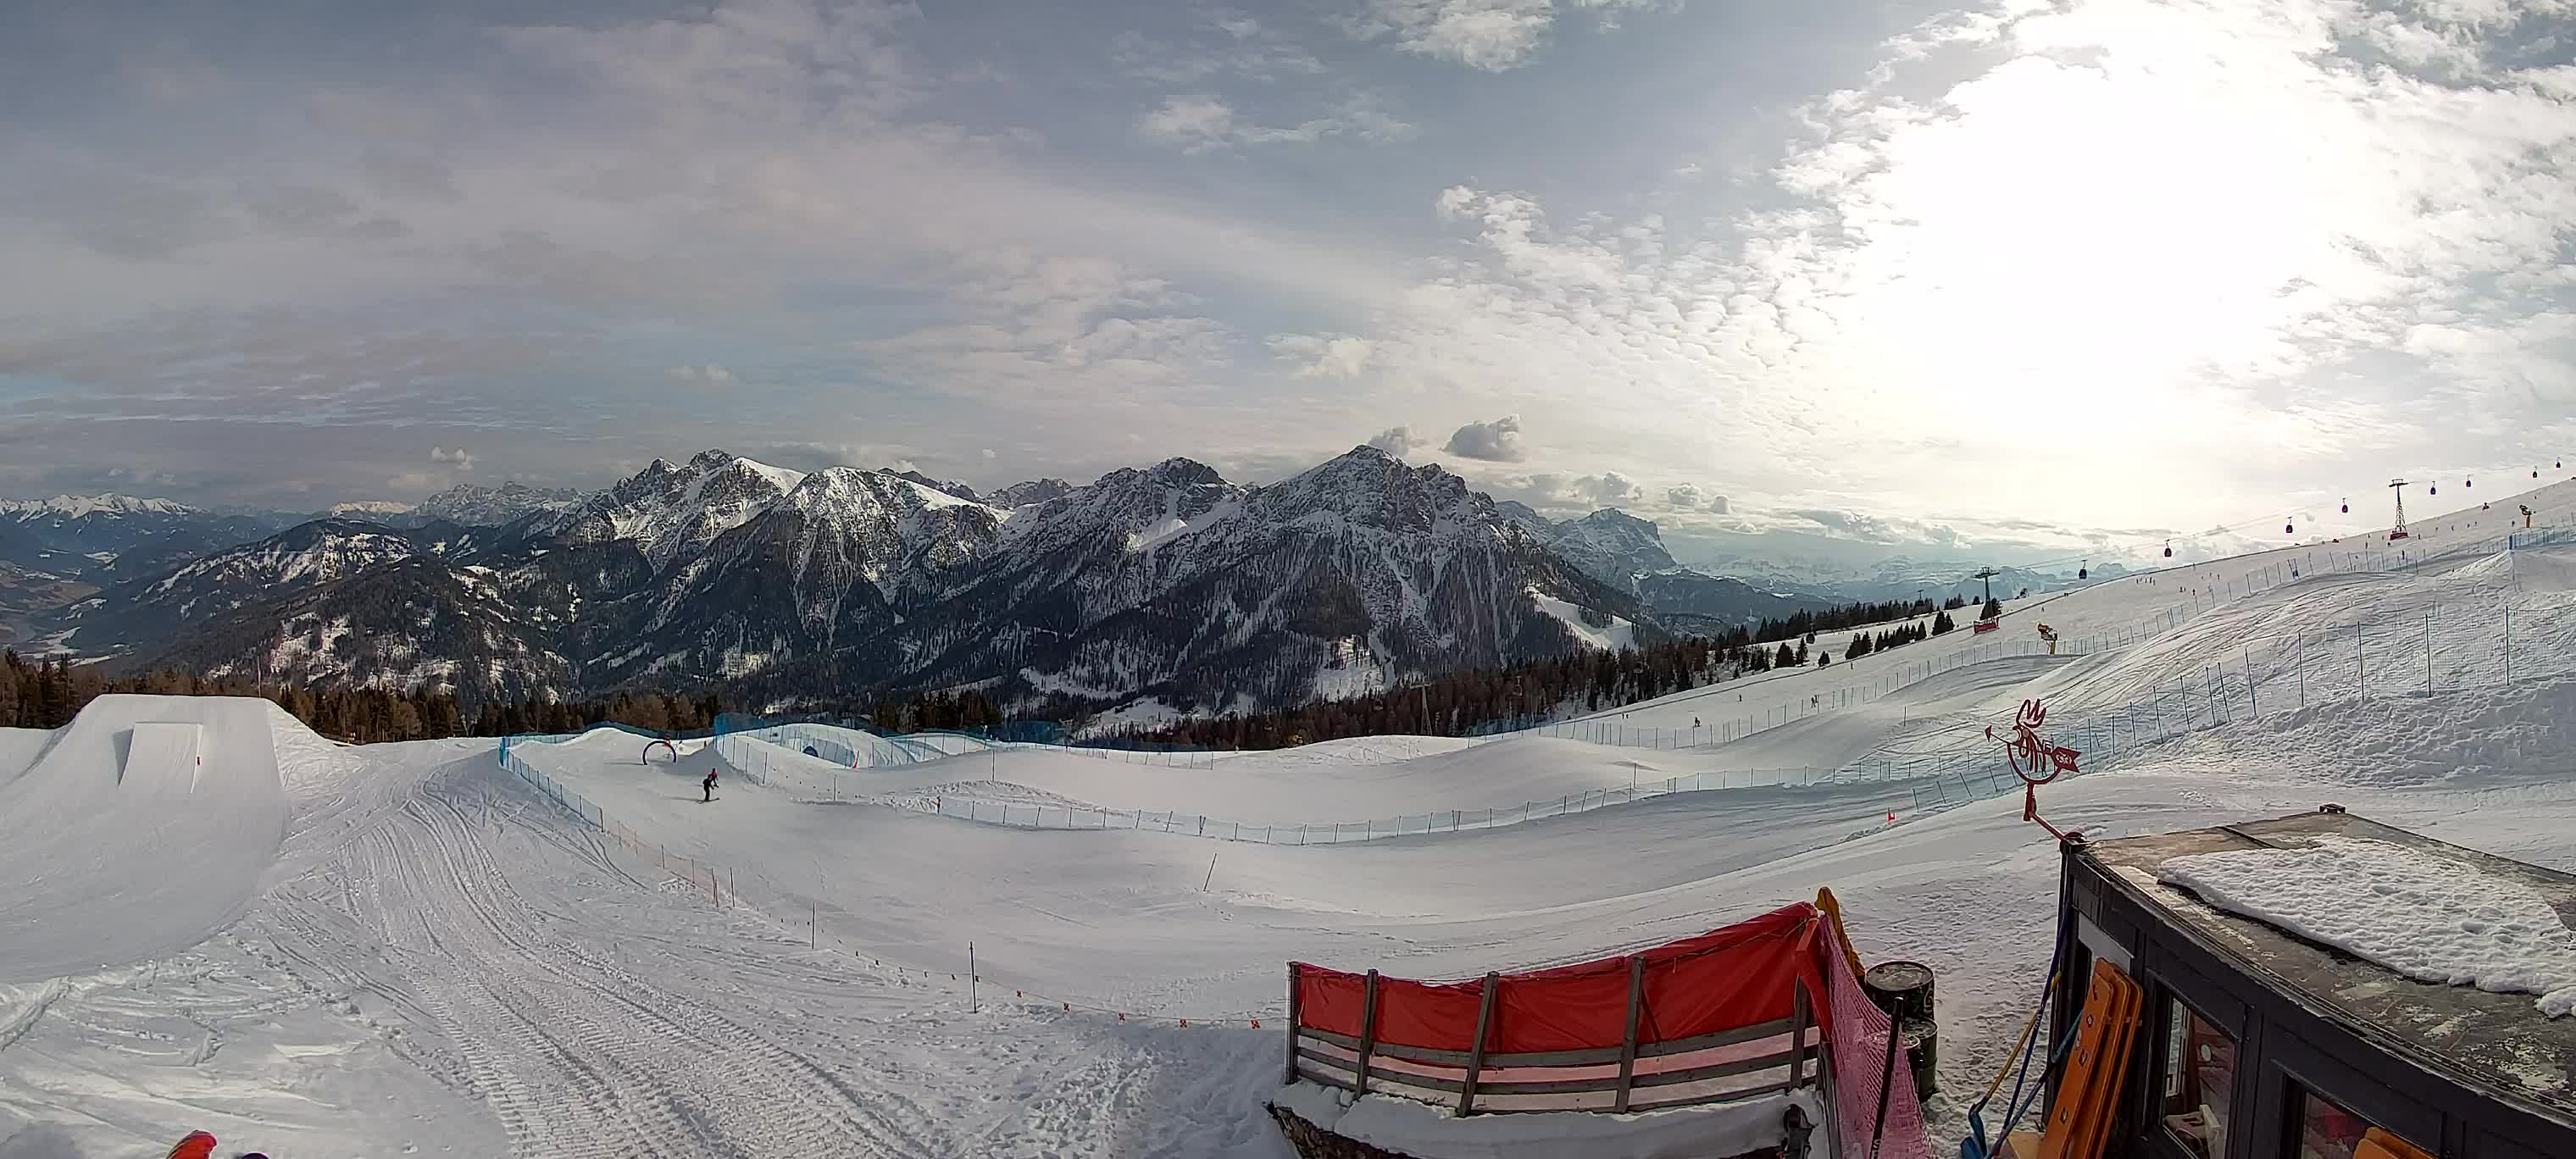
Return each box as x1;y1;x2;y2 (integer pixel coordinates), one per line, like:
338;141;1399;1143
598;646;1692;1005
2159;835;2576;1018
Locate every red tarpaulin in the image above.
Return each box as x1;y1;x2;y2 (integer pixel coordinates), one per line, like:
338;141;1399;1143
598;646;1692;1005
1293;903;1825;1054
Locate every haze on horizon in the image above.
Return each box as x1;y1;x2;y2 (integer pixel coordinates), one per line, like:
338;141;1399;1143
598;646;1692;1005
3;0;2571;569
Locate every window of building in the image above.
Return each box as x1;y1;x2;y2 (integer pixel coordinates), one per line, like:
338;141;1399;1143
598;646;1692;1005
2288;1084;2432;1159
2158;997;2235;1158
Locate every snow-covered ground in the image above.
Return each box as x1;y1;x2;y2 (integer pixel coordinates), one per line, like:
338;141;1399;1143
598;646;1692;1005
6;481;2576;1157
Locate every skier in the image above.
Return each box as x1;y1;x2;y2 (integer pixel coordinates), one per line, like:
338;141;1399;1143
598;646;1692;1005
702;765;719;802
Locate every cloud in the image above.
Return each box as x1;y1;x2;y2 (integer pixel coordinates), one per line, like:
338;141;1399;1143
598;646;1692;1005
1110;14;1330;85
980;447;997;460
1141;95;1240;147
1341;0;1673;70
1442;414;1526;461
1367;425;1426;455
1666;483;1727;513
1333;0;2576;541
1786;508;1966;546
667;364;735;385
1563;471;1642;506
386;471;438;491
1269;334;1374;378
430;446;476;472
1140;94;1415;152
1343;0;1556;70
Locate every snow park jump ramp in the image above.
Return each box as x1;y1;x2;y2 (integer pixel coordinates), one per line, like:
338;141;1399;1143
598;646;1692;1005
0;694;288;982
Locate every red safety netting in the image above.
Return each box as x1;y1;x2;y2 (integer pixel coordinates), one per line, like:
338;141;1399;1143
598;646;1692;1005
1293;903;1824;1054
1291;902;1935;1157
1818;921;1934;1159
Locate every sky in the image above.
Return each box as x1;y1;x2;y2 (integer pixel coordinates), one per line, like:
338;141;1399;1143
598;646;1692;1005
1;0;2572;569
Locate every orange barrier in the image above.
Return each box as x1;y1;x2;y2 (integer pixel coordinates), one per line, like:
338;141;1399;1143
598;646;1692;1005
1289;905;1831;1115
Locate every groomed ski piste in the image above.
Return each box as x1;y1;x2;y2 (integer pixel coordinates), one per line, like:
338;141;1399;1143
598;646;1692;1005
6;480;2576;1157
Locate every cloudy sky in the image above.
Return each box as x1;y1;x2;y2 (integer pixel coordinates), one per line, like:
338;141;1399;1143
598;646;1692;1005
3;0;2571;568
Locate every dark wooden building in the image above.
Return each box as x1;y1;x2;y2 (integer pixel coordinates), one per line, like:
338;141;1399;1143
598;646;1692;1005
2048;808;2574;1159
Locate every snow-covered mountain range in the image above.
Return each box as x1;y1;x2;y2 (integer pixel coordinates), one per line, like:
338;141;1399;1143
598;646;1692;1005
30;448;1671;712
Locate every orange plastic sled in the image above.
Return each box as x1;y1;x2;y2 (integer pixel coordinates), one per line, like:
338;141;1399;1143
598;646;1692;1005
2358;1127;2435;1159
2001;959;2145;1159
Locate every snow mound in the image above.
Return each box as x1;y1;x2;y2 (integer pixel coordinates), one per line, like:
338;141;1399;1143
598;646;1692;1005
2159;836;2576;1018
0;695;289;982
264;698;369;798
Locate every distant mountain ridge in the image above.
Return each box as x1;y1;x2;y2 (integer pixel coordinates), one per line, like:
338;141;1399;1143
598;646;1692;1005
36;447;1661;715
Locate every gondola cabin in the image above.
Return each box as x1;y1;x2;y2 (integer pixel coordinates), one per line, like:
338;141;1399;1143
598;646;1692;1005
2030;809;2574;1159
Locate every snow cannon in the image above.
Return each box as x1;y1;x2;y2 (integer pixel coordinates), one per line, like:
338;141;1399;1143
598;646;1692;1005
2013;808;2576;1159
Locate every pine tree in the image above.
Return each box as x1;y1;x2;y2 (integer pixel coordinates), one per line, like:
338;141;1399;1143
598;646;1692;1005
1982;596;2003;621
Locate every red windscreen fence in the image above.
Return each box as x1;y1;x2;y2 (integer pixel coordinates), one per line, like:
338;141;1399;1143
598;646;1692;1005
1292;903;1826;1056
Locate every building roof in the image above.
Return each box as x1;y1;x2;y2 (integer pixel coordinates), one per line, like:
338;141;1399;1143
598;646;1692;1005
2079;810;2575;1123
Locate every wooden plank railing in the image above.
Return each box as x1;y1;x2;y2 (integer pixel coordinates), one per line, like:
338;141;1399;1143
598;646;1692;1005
1287;966;1820;1115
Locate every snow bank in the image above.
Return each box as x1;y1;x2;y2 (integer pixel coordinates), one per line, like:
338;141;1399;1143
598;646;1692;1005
1274;1080;1820;1159
2159;836;2576;1017
0;695;289;982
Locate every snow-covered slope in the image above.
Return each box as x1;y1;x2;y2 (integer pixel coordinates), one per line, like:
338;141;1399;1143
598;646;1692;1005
0;695;288;981
0;494;194;519
10;504;2576;1156
415;481;586;526
546;449;810;571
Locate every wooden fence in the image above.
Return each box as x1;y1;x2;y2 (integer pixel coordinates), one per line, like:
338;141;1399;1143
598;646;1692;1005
1285;962;1821;1116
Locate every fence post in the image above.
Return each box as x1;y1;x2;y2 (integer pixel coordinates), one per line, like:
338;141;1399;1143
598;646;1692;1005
1353;970;1382;1095
2425;612;2434;694
2357;627;2366;701
2506;603;2513;685
2246;650;2258;718
1613;954;1647;1113
1789;979;1811;1091
1284;963;1303;1084
1458;972;1500;1116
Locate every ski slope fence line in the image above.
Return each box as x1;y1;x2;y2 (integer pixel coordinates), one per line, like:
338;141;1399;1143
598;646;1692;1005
900;557;2576;840
1886;578;2576;814
490;737;1285;1029
1493;524;2576;755
902;769;1852;843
